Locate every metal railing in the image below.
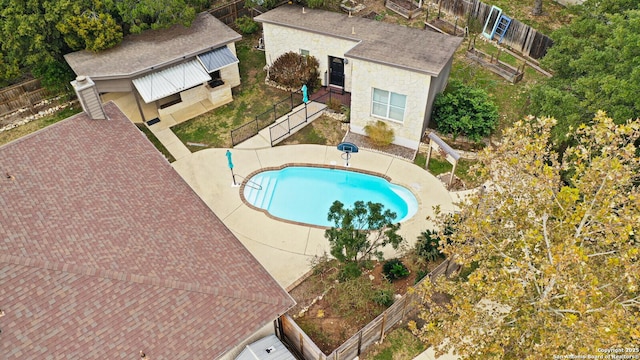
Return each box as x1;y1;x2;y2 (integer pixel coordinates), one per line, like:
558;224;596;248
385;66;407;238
230;90;303;146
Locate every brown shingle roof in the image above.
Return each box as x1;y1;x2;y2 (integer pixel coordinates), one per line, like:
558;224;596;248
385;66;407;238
0;102;294;359
254;5;463;76
64;12;242;79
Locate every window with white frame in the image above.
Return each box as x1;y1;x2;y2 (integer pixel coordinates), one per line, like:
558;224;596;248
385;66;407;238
371;88;407;122
300;49;310;56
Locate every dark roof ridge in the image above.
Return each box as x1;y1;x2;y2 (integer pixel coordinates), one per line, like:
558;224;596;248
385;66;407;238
1;254;293;307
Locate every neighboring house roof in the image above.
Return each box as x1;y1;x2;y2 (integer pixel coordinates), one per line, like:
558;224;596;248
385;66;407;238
0;102;295;359
255;5;463;76
64;12;242;80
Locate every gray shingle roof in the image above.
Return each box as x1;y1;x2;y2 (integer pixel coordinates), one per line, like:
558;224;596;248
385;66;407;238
254;5;463;76
64;12;242;79
0;102;294;359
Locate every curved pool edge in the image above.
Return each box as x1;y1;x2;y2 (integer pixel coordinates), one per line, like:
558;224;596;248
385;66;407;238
239;162;417;229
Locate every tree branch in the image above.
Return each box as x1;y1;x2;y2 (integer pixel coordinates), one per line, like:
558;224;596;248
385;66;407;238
575;175;608;239
542;214;554;266
587;250;617;258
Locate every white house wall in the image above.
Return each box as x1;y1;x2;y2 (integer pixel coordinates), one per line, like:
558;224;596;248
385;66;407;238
220;43;241;88
262;23;358;91
350;59;431;150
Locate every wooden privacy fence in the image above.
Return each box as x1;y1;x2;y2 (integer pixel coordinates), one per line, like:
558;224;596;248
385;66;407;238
208;0;262;25
426;0;553;59
278;259;461;360
0;79;51;119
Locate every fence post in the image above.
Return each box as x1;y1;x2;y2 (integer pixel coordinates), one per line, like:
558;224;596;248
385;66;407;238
357;331;362;356
304;103;308;122
379;312;387;342
299;333;304;355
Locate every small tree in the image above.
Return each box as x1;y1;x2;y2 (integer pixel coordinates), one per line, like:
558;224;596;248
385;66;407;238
432;80;499;142
325;201;404;269
235;16;259;35
268;51;320;90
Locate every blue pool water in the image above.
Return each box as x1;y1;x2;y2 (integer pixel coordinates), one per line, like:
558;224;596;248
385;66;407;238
243;166;418;227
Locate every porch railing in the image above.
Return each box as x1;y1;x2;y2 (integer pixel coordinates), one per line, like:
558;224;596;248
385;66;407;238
230;90;303;146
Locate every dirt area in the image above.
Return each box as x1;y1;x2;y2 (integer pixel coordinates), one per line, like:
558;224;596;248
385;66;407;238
279;114;348;146
288;255;442;354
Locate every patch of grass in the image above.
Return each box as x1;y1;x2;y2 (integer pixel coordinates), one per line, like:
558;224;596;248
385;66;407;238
172;34;290;149
361;328;426;360
480;0;573;33
415;154;478;185
136;124;176;162
279;115;347;146
0;105;81;146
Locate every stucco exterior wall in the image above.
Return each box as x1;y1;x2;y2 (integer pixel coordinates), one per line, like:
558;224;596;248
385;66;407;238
95;78;133;93
262;23;358;91
421;56;453;135
220;43;241;88
349;59;431;150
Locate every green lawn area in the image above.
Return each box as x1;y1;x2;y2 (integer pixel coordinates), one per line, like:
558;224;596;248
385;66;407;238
0;105;81;146
171;35;291;150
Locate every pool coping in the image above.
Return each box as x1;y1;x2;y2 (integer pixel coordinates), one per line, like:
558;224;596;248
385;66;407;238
239;162;411;230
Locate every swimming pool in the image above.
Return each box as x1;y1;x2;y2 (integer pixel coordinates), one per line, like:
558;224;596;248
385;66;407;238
243;166;418;227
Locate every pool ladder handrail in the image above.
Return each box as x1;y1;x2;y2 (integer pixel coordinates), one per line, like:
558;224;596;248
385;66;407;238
233;174;262;190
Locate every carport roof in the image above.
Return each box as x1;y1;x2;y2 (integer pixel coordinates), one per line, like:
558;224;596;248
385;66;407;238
64;12;241;80
0;102;294;359
255;5;463;76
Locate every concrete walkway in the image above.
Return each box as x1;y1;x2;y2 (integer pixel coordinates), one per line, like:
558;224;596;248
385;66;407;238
172;145;456;288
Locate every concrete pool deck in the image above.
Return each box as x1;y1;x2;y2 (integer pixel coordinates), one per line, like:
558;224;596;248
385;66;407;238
172;145;458;289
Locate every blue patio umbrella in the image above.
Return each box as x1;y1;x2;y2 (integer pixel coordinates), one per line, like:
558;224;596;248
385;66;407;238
226;150;236;185
301;84;309;103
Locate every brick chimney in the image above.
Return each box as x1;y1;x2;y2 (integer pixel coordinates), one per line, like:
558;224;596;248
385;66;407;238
71;76;107;120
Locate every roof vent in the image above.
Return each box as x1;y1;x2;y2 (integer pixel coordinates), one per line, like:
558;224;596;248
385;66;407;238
71;76;107;120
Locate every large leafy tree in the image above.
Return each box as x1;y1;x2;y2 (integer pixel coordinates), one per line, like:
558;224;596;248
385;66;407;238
57;0;123;52
0;0;73;82
325;200;404;265
0;0;208;85
528;0;640;145
115;0;206;34
412;113;640;358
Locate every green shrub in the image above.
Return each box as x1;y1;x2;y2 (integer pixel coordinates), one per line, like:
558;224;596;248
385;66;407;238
338;261;362;282
364;120;395;146
373;288;395;307
414;269;429;284
235;16;259;35
382;259;410;281
415;229;445;262
432;79;498;142
305;0;325;8
268;51;320;90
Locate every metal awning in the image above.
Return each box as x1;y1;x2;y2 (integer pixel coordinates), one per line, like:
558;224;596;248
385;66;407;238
132;59;211;103
197;46;239;73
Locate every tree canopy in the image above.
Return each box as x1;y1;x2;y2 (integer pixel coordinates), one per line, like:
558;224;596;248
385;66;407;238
412;113;640;358
0;0;208;86
325;200;404;265
527;0;640;145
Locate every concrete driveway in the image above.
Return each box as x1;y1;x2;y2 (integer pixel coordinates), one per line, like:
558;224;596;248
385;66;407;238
172;145;456;289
